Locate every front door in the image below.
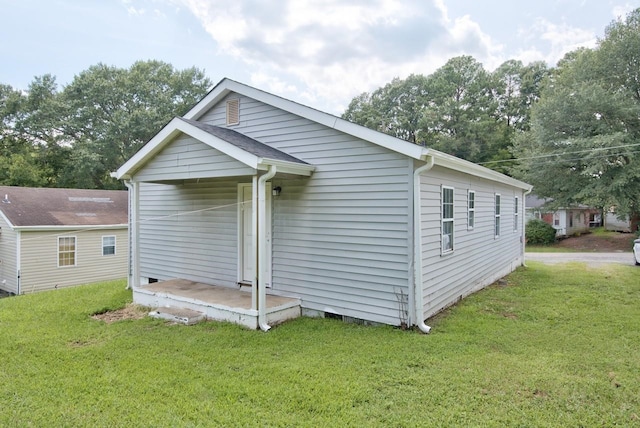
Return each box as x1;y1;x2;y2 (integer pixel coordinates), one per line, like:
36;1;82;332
239;183;272;285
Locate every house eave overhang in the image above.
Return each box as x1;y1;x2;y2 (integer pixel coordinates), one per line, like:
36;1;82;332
112;117;313;181
12;224;128;232
426;149;532;191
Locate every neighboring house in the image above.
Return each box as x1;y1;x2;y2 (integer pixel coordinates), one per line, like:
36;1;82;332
113;78;532;331
0;186;128;295
525;194;601;237
604;209;632;233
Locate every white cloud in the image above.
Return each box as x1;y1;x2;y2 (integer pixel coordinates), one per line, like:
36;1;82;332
611;3;635;19
173;0;505;113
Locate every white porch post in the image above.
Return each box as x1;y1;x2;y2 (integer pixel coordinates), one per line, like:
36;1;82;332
251;175;258;311
257;166;277;331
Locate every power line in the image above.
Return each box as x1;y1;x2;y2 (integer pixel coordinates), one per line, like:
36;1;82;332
479;142;640;165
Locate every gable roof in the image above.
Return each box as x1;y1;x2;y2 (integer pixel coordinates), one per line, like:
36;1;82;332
114;116;314;180
0;186;128;229
115;78;531;191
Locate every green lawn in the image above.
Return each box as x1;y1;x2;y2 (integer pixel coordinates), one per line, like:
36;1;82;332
1;264;639;427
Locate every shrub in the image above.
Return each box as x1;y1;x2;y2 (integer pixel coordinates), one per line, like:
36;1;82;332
526;219;557;245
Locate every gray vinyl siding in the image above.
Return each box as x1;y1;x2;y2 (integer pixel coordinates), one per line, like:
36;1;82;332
136;180;241;287
419;165;524;320
198;94;413;325
0;216;18;294
19;228;128;293
135;133;254;182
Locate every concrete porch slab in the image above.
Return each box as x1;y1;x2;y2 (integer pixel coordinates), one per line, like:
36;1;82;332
134;279;301;329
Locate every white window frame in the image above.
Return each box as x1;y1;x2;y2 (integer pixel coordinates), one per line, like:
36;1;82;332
514;196;519;232
467;190;475;230
102;235;116;256
442;186;454;254
58;236;77;268
495;193;501;238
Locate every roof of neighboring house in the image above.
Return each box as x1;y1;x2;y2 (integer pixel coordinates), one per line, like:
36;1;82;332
179;118;309;165
0;186;128;228
526;194;550;209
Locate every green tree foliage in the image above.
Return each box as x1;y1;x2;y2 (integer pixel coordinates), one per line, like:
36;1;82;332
0;60;211;189
511;8;640;230
59;60;212;188
342;56;548;168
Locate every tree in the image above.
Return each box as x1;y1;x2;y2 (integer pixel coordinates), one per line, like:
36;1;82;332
512;9;640;231
59;60;212;188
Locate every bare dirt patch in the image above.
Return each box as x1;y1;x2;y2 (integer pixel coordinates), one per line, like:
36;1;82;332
555;232;635;252
92;304;148;323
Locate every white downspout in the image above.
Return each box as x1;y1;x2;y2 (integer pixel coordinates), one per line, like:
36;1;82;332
258;165;277;331
522;188;533;267
124;180;139;290
413;156;435;334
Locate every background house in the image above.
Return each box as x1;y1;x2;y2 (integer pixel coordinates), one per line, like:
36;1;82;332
114;78;532;331
604;209;632;232
0;186;128;294
526;194;601;237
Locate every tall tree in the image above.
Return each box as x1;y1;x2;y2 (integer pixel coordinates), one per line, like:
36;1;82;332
59;60;212;188
512;8;640;230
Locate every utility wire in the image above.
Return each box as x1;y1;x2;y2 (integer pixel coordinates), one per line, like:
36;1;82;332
479;142;640;165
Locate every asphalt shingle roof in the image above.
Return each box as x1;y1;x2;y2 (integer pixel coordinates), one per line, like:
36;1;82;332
0;186;128;227
179;118;309;165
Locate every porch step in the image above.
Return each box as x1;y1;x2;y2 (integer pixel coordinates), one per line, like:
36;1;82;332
148;306;206;325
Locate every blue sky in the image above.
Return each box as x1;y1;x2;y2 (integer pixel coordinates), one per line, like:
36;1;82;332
1;0;638;114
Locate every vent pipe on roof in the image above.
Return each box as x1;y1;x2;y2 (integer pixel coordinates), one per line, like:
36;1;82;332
2;194;10;203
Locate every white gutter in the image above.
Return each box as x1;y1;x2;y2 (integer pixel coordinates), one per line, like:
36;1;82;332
257;165;277;331
522;187;533;267
412;155;435;334
12;224;128;232
124;180;135;290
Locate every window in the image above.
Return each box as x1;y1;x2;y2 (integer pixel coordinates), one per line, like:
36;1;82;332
58;236;76;267
495;194;501;237
467;190;475;229
226;98;240;125
102;236;116;256
442;186;454;253
514;196;519;231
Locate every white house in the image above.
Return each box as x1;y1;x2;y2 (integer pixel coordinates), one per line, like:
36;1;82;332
113;78;532;331
0;186;128;294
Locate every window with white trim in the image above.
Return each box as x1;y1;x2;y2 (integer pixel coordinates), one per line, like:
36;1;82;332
495;194;501;237
58;236;76;267
442;186;454;253
467;190;475;229
514;196;519;231
102;235;116;256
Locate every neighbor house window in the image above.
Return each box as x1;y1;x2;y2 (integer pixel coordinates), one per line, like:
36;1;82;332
467;190;475;229
58;236;76;267
226;98;240;125
514;196;519;231
495;194;501;237
442;186;454;253
102;236;116;256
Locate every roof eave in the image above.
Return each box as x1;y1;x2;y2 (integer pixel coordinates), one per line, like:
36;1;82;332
257;159;315;176
13;224;128;232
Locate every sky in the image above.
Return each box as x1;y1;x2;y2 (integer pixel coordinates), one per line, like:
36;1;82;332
1;0;638;114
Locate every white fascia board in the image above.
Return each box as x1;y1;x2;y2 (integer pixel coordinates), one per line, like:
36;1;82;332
113;117;261;180
257;159;315;176
429;149;532;191
185;78;429;161
13;224;128;232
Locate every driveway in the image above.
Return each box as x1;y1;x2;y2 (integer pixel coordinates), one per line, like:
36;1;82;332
525;252;637;266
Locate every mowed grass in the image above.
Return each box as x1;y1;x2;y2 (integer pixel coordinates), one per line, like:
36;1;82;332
1;264;639;427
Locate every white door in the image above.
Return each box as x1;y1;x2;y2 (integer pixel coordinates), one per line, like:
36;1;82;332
239;183;271;285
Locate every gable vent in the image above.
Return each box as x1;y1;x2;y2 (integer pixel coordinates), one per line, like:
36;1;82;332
226;98;240;125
